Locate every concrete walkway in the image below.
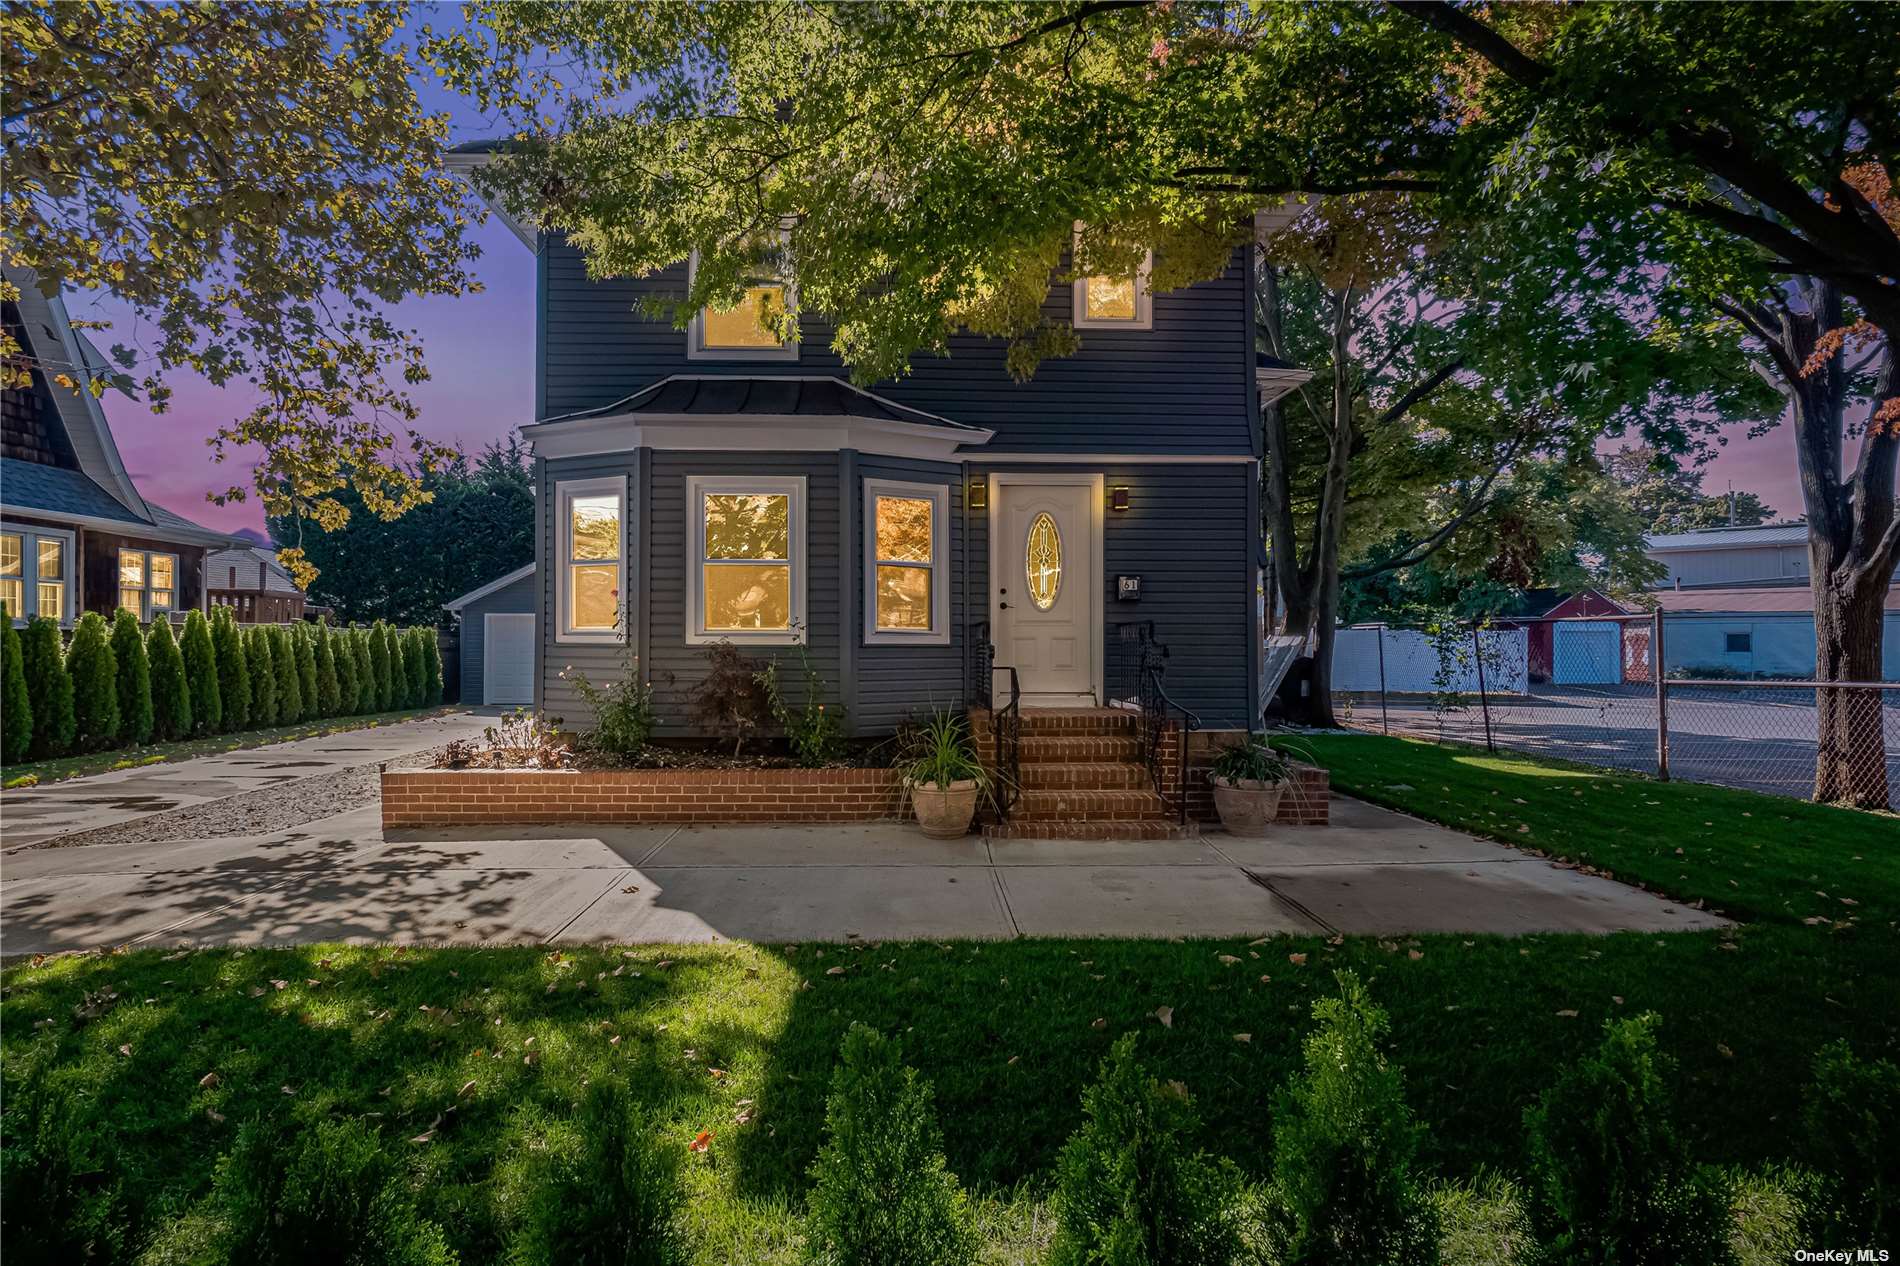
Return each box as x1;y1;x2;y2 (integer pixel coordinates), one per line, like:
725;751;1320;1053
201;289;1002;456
0;711;492;849
0;797;1727;955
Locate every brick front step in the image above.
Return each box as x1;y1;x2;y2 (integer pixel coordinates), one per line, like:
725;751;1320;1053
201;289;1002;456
971;706;1138;738
1011;787;1173;821
1018;761;1150;791
985;819;1199;840
1016;735;1146;764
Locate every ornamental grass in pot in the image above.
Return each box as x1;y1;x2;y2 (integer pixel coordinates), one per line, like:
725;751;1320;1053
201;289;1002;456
1209;734;1299;835
895;710;991;839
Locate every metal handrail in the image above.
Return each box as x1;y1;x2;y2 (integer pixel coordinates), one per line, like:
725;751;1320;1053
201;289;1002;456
1111;620;1201;825
970;619;1022;820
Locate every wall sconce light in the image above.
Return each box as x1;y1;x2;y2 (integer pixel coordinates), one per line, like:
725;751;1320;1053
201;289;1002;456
968;480;987;510
1109;486;1131;512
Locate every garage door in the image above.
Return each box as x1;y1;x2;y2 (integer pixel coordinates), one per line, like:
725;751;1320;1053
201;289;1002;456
483;613;536;706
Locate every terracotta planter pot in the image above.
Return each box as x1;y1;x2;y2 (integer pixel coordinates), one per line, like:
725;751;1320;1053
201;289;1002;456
910;779;979;838
1211;775;1287;835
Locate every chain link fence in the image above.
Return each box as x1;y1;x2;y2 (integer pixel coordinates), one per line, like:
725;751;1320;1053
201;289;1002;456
1332;615;1900;810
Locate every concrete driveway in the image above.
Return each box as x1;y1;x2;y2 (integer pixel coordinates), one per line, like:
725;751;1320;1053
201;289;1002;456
0;796;1727;955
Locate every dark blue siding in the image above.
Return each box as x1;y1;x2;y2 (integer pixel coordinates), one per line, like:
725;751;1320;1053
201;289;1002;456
850;456;966;731
457;570;536;705
538;240;1253;454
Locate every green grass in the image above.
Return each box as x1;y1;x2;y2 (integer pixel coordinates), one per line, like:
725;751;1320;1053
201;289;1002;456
0;706;462;787
4;734;1895;1261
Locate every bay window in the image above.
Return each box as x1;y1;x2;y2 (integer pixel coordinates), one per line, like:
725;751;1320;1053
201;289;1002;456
688;475;805;644
1;524;74;623
556;476;626;643
118;547;177;621
863;479;948;645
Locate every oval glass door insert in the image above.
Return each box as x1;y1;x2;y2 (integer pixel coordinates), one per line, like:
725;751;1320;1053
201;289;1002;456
1025;512;1061;610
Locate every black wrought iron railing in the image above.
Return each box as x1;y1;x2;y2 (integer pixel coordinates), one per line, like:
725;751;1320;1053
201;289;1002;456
1111;620;1201;825
970;619;1021;820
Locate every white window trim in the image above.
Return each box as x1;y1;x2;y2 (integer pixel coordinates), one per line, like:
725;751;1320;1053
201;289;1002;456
555;475;627;645
0;521;76;626
685;249;800;362
862;478;950;646
1071;226;1153;330
116;546;180;624
687;474;807;646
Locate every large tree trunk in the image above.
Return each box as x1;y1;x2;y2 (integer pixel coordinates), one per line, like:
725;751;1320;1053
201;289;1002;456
1813;571;1890;806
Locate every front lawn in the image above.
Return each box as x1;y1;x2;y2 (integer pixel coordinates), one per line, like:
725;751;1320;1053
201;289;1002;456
4;735;1895;1262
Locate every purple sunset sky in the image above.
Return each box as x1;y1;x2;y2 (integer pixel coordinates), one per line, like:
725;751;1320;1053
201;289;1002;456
63;17;1814;538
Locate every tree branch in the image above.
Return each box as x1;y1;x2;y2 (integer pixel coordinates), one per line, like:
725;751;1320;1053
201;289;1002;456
1341;432;1530;580
1391;1;1552;86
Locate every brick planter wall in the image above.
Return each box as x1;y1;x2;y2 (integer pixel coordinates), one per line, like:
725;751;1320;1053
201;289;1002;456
381;767;906;828
1157;729;1330;826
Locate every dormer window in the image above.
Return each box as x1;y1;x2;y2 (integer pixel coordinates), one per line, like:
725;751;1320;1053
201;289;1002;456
1072;228;1153;330
688;250;798;361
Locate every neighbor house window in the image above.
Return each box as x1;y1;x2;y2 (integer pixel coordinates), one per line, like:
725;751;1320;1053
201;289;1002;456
0;525;74;623
556;476;626;643
1071;227;1153;330
1725;631;1753;654
688;475;805;644
117;548;177;621
863;478;949;645
687;250;798;361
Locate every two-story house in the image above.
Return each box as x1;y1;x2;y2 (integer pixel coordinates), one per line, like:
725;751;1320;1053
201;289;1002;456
458;153;1304;831
2;267;238;627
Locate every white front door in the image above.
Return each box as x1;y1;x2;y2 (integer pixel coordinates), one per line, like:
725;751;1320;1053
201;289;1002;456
993;476;1099;705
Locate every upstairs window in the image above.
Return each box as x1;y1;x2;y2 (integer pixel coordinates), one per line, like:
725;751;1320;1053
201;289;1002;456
688;250;798;361
1;525;73;623
1072;227;1153;330
118;548;176;621
688;475;805;644
556;476;626;643
863;479;949;645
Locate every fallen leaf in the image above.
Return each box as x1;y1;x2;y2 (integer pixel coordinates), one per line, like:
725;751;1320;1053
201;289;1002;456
825;966;845;976
458;1080;477;1098
1153;1006;1174;1028
1555;1010;1579;1018
1234;1033;1252;1043
117;1044;133;1057
1288;953;1308;966
1716;1043;1734;1059
1090;1017;1107;1030
688;1131;713;1153
1216;954;1240;965
198;1072;220;1089
1407;950;1424;961
270;979;289;991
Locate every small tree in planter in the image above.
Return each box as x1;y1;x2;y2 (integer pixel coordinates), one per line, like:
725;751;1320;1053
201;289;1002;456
109;608;152;746
1209;734;1299;835
893;710;991;839
65;611;120;752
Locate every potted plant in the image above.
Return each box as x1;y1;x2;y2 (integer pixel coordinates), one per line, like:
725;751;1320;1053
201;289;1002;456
1209;733;1298;834
894;710;991;838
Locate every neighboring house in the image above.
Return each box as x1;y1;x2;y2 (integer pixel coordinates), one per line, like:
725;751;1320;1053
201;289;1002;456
1644;522;1812;589
455;151;1307;742
2;269;237;626
1652;586;1900;680
1495;588;1633;684
444;563;536;707
207;546;307;623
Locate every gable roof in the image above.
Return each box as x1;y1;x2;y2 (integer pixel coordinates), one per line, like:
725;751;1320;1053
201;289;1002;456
207;546;301;593
443;562;536;611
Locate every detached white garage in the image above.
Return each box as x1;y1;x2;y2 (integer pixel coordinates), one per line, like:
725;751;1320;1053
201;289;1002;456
444;564;536;706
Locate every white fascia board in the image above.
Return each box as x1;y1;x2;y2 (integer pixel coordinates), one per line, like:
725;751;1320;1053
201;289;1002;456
444;562;537;611
955;451;1258;464
1255;365;1315;406
523;412;993;463
445;151;539;251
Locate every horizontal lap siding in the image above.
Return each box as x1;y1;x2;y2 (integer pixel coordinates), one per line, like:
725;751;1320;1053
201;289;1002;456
540;453;636;724
852;457;966;731
458;571;537;705
540;241;1252;454
646;451;842;738
968;462;1255;729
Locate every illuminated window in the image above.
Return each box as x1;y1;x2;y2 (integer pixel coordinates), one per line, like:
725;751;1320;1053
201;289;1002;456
2;524;73;624
556;476;625;643
1071;226;1153;330
688;475;805;644
863;479;949;645
1025;512;1061;610
687;250;798;361
117;548;178;621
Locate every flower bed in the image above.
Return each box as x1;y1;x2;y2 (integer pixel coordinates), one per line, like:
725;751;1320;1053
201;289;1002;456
381;765;907;828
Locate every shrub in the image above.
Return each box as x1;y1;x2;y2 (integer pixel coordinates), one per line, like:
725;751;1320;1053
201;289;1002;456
420;629;442;705
146;617;192;742
353;628;376;712
1270;971;1438;1266
398;627;423;710
66;611;120;752
1799;1040;1900;1244
270;625;303;726
804;1024;977;1266
244;625;277;728
140;1116;457;1266
313;622;340;717
1728;1169;1806;1266
1049;1032;1242;1266
1432;1174;1533;1266
691;640;770;756
759;645;847;767
292;624;318;722
20;615;75;759
2;612;30;763
504;1080;683;1266
384;623;404;709
212;608;250;732
180;610;222;735
1523;1014;1734;1266
0;1070;128;1264
368;621;393;712
564;653;656;762
333;627;361;715
109;608;152;746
